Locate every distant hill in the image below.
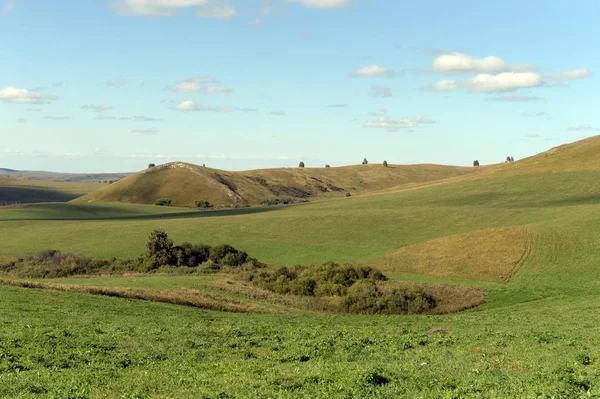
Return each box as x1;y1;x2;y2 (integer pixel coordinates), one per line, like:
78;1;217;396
74;162;478;207
0;169;131;182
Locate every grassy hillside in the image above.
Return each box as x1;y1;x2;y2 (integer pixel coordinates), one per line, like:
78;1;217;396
0;178;106;204
74;161;477;207
4;137;600;396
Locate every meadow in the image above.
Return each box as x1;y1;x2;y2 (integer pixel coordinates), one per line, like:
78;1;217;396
3;137;600;397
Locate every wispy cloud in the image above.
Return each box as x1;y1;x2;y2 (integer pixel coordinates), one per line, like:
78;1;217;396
545;68;592;82
81;104;114;112
568;124;600;132
327;104;349;108
351;64;394;78
195;3;236;19
132;128;159;135
369;85;392;98
168;77;232;94
110;0;209;17
487;95;542;102
285;0;351;10
363;115;435;132
269;110;285;116
172;100;239;113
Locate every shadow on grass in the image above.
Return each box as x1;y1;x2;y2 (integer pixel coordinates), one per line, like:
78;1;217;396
0;203;286;221
0;187;82;204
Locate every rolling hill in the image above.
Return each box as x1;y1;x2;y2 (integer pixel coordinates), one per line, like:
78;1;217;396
74;161;478;207
0;168;130;182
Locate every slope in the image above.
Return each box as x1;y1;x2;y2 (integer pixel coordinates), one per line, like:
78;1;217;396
74;161;477;207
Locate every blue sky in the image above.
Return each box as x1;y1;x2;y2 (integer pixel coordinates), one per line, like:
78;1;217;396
1;0;598;172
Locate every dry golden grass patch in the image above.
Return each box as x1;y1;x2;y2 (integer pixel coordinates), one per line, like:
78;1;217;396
375;227;531;283
0;278;274;313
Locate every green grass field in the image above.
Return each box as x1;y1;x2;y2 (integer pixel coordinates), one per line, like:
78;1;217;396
3;137;600;397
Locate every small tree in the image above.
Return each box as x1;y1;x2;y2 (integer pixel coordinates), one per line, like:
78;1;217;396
148;163;156;168
383;160;388;167
299;161;305;168
362;158;368;165
473;160;480;167
510;156;515;162
325;164;331;168
145;229;174;269
345;192;352;197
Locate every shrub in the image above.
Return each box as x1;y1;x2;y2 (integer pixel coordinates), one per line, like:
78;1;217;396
383;160;388;167
473;160;480;167
362;158;368;165
341;280;436;315
148;163;156;168
298;161;305;168
345;192;351;197
325;164;331;168
209;244;239;263
144;229;174;270
173;243;210;267
194;200;213;209
155;198;173;206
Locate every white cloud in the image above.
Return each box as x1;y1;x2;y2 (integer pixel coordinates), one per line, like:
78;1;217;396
568;124;600;131
465;72;542;93
430;52;532;74
487;95;541;102
44;116;72;120
172;100;237;113
363;115;435;132
0;87;58;104
545;68;592;82
369;85;392;98
168;77;232;94
351;64;393;77
286;0;351;10
422;79;459;92
111;0;209;17
195;3;236;19
81;104;114;112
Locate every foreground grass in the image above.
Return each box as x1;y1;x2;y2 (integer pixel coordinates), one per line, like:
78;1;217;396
1;286;600;398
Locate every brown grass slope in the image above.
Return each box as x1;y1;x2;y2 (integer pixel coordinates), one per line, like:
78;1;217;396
74;161;476;207
374;227;531;283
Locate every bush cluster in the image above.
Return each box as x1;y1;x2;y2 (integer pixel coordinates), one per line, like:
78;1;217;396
155;198;173;206
262;198;308;206
0;230;260;278
194;200;213;209
240;262;386;296
341;280;437;315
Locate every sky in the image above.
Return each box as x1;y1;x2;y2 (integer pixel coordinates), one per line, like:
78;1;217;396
1;0;599;173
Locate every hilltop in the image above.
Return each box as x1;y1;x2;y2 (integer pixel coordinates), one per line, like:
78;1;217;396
74;161;477;207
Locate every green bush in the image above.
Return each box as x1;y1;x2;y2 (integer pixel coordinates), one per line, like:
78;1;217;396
155;198;173;206
341;280;436;315
194;200;213;209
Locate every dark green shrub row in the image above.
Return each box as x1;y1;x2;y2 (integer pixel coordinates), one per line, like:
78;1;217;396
194;200;213;209
155;198;173;206
262;198;309;206
0;230;261;278
239;262;386;297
